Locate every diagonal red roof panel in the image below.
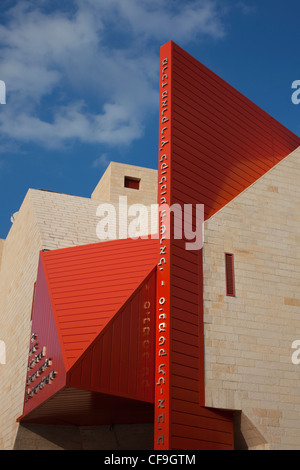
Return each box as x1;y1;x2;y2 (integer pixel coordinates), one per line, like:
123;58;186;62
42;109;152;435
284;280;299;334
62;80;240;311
41;237;158;371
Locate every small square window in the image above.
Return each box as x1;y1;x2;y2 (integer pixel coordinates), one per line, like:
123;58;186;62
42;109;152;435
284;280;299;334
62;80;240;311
124;176;140;190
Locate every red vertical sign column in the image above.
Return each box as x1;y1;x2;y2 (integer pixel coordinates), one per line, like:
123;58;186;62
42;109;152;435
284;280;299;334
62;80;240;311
154;41;172;450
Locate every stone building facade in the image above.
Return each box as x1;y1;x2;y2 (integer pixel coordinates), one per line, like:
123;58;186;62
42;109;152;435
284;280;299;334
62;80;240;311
0;163;157;450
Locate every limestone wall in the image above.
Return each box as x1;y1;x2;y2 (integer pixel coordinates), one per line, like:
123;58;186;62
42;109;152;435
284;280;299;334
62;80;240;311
0;175;157;450
203;146;300;449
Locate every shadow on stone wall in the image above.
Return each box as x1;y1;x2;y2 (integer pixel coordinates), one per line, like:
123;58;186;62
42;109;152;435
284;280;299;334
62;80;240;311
234;411;268;450
14;423;154;450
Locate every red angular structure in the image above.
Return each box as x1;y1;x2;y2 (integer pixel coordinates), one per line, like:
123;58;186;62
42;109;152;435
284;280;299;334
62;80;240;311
18;238;157;425
18;41;300;450
154;41;300;450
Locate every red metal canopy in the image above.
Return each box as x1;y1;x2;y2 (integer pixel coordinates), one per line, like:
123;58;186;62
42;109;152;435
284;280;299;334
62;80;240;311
18;238;158;425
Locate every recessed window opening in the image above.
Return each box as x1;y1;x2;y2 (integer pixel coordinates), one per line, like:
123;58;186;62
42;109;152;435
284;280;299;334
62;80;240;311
225;253;235;297
124;176;140;190
30;281;37;321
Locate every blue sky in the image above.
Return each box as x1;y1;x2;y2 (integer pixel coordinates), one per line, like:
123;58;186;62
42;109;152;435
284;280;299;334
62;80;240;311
0;0;299;239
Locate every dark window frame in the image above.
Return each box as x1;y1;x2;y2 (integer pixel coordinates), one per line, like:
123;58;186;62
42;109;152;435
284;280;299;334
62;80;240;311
225;253;235;297
124;176;141;190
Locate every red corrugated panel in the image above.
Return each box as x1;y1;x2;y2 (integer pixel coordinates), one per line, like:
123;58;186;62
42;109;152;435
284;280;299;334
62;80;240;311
170;43;300;219
20;238;158;424
41;238;158;371
68;269;156;405
19;387;154;426
156;40;300;450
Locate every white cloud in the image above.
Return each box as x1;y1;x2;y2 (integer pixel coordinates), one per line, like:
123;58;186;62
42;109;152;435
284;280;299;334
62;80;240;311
80;0;226;42
236;2;256;15
92;153;111;169
0;0;227;149
0;102;144;148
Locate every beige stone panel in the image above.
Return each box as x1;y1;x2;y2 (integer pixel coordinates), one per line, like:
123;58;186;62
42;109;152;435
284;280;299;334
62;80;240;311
30;188;158;248
203;146;300;449
91;162;158;207
0;184;157;450
0;190;42;450
91;162;112;202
